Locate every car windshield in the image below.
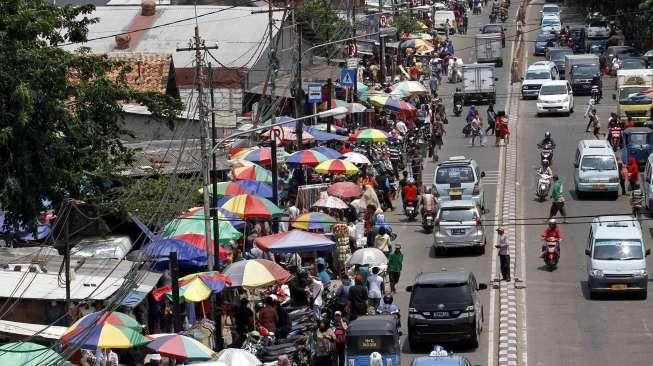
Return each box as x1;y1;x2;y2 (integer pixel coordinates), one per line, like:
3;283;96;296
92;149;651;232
439;207;477;222
589;20;607;28
593;239;643;260
622;60;646;68
572;66;598;78
483;25;501;33
550;50;572;61
435;165;475;184
411;283;472;306
580;156;616;171
542;6;558;13
627;133;651;145
536;33;553;42
526;70;551;80
619;86;649;100
542;19;559;27
539;85;567;95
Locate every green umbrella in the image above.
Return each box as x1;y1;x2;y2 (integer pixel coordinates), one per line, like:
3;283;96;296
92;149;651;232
0;342;68;366
163;207;242;243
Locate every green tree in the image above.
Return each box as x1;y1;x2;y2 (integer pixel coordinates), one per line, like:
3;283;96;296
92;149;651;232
295;0;349;57
0;0;182;228
391;11;419;35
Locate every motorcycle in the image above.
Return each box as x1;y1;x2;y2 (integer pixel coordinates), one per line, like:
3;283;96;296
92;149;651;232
631;189;644;219
538;142;555;165
453;97;463;116
405;201;418;221
422;209;435;233
591;85;601;104
541;237;560;271
608;127;622;151
499;9;508;22
536;172;552;202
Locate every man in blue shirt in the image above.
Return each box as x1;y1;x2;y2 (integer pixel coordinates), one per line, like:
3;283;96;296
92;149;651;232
317;263;331;286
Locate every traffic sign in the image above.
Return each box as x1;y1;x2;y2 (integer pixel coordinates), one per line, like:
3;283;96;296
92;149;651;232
346;58;359;69
307;83;323;104
340;68;356;87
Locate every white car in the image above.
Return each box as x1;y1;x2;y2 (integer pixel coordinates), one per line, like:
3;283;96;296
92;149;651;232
522;61;559;99
536;80;574;116
541;4;560;19
586;19;610;39
541;15;561;33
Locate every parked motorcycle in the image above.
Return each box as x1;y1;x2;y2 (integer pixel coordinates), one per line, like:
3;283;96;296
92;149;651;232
422;209;435;233
541;237;560;271
536;172;552;202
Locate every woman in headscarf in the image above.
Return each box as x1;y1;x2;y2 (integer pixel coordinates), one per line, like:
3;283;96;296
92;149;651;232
360;185;381;210
628;157;640;191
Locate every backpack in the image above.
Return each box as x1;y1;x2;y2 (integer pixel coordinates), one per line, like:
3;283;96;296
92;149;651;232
335;327;347;344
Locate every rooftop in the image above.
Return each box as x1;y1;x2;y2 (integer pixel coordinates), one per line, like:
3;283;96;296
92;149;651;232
414;271;470;285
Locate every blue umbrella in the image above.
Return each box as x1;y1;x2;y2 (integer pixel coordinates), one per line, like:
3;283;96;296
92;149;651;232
142;238;208;270
216;207;245;229
304;127;347;142
312;146;343;159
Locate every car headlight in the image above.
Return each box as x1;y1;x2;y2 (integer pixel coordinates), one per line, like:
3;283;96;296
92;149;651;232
609;177;619;183
634;270;648;278
579;177;590;183
562;96;569;102
590;269;604;278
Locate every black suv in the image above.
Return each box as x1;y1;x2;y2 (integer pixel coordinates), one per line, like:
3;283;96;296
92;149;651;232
406;271;487;349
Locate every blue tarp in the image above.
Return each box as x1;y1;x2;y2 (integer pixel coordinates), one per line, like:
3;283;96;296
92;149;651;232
304;127;347;141
0;212;51;241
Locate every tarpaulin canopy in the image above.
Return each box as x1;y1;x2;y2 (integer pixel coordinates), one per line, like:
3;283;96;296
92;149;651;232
0;212;51;241
254;230;335;253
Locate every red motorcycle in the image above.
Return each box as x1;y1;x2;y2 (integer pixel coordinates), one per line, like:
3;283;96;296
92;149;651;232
608;126;622;151
541;236;560;271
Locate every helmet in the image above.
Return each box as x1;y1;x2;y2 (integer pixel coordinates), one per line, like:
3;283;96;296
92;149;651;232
383;294;393;304
544;131;551;138
424;186;432;194
407;178;415;184
548;218;557;227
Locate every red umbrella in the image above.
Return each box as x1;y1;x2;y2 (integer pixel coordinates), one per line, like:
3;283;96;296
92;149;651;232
327;181;363;198
172;233;231;260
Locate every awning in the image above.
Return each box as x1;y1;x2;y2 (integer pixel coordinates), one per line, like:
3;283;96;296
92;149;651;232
0;320;67;340
119;290;150;308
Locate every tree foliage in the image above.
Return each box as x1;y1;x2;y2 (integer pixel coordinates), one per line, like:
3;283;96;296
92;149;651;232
392;11;419;35
295;0;349;57
0;0;182;228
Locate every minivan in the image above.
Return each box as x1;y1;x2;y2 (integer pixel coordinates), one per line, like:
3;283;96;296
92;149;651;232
433;10;457;34
522;61;559;98
574;140;620;198
641;153;653;210
586;216;649;299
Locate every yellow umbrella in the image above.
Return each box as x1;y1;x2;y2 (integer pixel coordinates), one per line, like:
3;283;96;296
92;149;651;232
314;159;359;176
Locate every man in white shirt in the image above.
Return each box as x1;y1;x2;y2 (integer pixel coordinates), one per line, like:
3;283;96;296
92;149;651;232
309;276;324;320
366;267;384;308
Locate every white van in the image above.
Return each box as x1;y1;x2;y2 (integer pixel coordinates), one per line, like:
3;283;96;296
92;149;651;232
433;10;457;34
573;140;620;199
642;154;653;210
586;215;649;299
522;61;560;98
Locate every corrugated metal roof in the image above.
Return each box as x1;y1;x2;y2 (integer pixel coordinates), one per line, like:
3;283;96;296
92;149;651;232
0;320;67;340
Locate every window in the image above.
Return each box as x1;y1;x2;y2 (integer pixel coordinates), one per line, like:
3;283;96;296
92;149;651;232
580;156;617;171
627;133;650;146
539;84;567;95
526;70;552;80
439;207;477;222
593;239;644;260
436;166;475;184
411;283;472;305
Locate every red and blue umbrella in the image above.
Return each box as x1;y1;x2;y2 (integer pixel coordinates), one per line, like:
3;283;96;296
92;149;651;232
255;230;335;253
286;149;329;167
311;146;343;159
219;194;283;219
147;334;216;361
208;180;273;198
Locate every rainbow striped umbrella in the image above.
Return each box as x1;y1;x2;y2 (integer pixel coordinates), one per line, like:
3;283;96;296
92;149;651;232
152;271;232;303
219;194;283;219
291;212;336;231
314;159;359;175
207;180;273;198
163;207;242;243
147;334;216;361
61;323;149;350
230;147;288;165
223;259;291;288
369;95;417;113
68;311;142;332
232;163;273;184
351;128;391;143
286;149;329;167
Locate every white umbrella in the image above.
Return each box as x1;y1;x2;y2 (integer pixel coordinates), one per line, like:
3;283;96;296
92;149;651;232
343;152;372;165
347;247;388;267
348;102;367;113
213;348;261;366
313;195;349;210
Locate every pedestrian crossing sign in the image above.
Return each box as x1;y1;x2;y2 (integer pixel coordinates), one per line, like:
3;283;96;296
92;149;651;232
340;68;356;87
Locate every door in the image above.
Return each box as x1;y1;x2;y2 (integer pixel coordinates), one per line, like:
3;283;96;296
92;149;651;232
645;161;652;207
574;147;581;185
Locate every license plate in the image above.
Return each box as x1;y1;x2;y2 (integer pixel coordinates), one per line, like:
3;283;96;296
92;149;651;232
547;246;556;253
592;184;606;190
433;311;449;318
449;188;463;196
451;228;466;235
611;284;627;290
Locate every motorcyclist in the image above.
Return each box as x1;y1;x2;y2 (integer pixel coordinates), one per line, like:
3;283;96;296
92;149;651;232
376;294;399;315
418;186;438;218
607;113;622;149
538;131;556;149
540;218;562;257
537;159;553;177
402;178;419;213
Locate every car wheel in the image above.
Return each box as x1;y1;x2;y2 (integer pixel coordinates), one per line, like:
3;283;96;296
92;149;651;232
467;325;479;348
575;187;583;199
408;332;422;351
434;246;444;257
536;112;542;117
639;290;648;300
588;288;597;300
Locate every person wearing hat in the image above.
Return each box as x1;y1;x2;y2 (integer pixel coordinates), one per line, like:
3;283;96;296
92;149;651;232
495;227;510;282
332;310;348;366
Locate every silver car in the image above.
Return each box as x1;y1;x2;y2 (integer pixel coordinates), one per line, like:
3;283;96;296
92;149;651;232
433;200;486;256
432;156;486;209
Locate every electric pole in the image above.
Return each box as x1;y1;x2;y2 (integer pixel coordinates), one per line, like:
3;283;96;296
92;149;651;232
293;2;304;149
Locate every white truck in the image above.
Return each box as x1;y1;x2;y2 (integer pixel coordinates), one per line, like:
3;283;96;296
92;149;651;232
475;33;503;67
461;63;497;105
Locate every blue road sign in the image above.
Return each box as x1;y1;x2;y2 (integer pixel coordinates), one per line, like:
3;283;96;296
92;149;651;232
307;83;322;104
340;68;357;87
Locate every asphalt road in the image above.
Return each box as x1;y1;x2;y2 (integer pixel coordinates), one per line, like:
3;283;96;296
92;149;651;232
519;2;653;365
387;3;519;365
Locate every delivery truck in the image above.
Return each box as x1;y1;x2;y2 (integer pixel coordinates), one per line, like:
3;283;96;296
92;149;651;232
461;63;497;105
475;33;503;67
614;69;653;124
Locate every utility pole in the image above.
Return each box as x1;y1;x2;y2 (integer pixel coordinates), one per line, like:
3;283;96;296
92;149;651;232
379;0;386;83
170;252;182;333
293;3;304;149
326;78;333;133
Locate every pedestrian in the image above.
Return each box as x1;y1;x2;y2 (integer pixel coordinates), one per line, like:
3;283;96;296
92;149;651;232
366;266;384;308
495;227;510;281
618;158;629;195
332;311;348;366
257;296;278;333
231;298;254;347
548;175;567;222
628;157;640;191
432;117;446;152
273;296;291;339
429;73;439;95
347;275;368;321
335;274;353;313
585;107;598;133
486;104;496;135
387;244;404;293
462;13;469;34
591;111;601;139
315;319;336;366
625;116;635;128
469;115;483;147
309;276;324;320
373;226;392;255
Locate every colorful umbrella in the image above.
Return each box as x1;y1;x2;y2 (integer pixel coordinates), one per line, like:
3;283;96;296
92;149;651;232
369;95;417;113
232;163;273;184
400;38;434;53
0;342;67;366
223;259;292;288
230;147;273;165
313;195;349;209
142;237;222;270
146;334;216;361
286;149;329;167
152;271;232;302
291;212;336;231
269;126;315;144
219;194;283;219
390;80;428;98
68;311;143;332
255;230;335;253
351;128;391;143
311;146;343;159
314;159;359;175
303;127;347;142
327;181;363;198
61;323;149;350
343;151;372;164
215;348;262;366
357;82;370;102
172;233;231;259
163;207;242;243
206;180;273;198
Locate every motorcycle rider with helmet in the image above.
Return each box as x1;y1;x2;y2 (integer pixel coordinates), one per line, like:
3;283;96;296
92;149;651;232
377;294;400;327
537;159;553;177
402;178;419;214
540;219;562;257
539;131;556;149
607;112;622;150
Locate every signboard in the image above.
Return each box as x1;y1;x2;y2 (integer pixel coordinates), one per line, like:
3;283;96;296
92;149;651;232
346;58;359;68
340;68;357;87
307;83;323;104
